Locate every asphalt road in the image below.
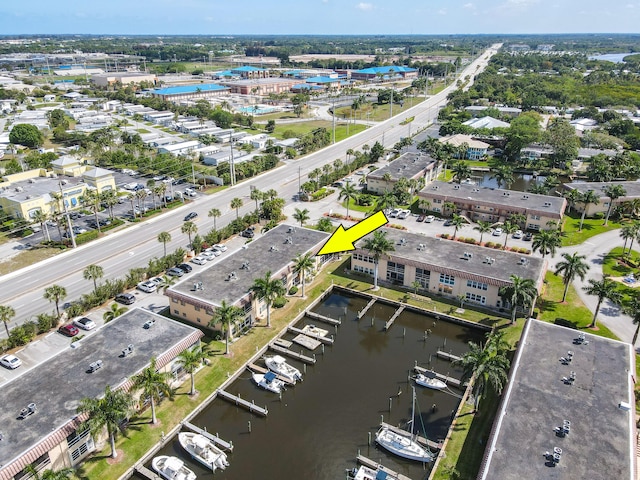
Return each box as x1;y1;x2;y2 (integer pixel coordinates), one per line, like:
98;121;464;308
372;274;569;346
0;44;502;336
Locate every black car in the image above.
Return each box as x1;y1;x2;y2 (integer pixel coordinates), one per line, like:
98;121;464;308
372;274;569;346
177;263;192;273
524;232;533;241
184;212;198;221
241;229;255;238
115;293;136;305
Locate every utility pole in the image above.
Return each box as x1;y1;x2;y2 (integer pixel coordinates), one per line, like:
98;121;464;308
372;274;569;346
297;166;301;196
389;88;393;120
332;94;336;144
229;132;236;186
59;182;76;249
191;163;196;186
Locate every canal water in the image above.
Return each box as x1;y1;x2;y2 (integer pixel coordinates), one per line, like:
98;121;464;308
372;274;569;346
588;52;635;63
147;290;485;480
470;172;545;191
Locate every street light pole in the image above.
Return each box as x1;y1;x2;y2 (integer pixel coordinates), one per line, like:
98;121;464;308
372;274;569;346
229;132;236;186
59;181;76;249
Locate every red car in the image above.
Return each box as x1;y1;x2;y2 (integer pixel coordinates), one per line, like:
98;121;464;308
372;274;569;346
58;324;79;337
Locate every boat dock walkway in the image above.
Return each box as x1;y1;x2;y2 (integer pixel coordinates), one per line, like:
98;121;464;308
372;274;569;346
216;389;268;416
357;298;377;319
268;343;316;364
437;350;462;362
134;465;160;480
181;421;234;451
273;338;293;348
380;422;442;451
291;333;322;350
414;366;461;388
305;310;341;325
356;455;412;480
288;326;334;344
384;305;405;331
247;363;296;386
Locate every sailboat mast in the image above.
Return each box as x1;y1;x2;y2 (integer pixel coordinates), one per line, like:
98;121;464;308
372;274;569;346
411;386;416;439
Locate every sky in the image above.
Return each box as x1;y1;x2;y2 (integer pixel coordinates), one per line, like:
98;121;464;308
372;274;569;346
1;0;639;35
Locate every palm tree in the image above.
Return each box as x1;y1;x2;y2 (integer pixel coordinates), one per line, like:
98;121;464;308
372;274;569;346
293;207;310;226
131;357;173;424
210;300;244;354
181;221;198;248
338;182;359;220
473;221;492;245
0;305;16;337
250;188;263;212
250;271;286;327
292;252;315;297
32;209;51;242
451;161;472;183
532;229;562;258
583;276;622;328
619;222;639;255
499;275;538;324
230;197;243;219
501;220;518;249
555;252;590;302
419;199;431;213
103;302;128;322
603;184;626;226
489;164;514;189
362;230;395;289
562;188;582;214
43;284;67;318
77;385;133;459
374;191;397;213
83;264;104;292
450;214;466;240
208;207;221;230
23;466;74;480
623;293;640;345
578;190;600;231
176;345;205;396
157;231;171;257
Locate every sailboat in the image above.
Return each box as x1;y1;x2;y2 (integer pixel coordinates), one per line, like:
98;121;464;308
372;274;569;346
375;387;434;463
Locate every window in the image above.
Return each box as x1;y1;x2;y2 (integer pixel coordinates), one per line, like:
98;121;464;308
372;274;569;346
466;292;486;305
173;309;179;315
415;268;431;288
353;253;374;263
386;261;405;283
67;430;94;464
433;199;442;204
467;279;488;291
439;273;455;285
194;306;200;312
354;265;374;275
172;298;178;303
531;214;540;220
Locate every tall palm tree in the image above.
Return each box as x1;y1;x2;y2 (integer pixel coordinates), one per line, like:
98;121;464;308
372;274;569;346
532;229;562;258
103;302;128;322
131;357;173;424
157;231;171;257
451;161;472;183
374;191;397;213
250;188;263;212
583;276;622;328
489;164;514;189
210;300;245;355
603;184;626;226
623;293;640;345
176;345;205;396
338;182;359;220
292;252;315;298
362;230;395;289
43;284;67;319
0;305;16;337
499;275;538;324
293;207;310;226
501;220;518;249
208;207;221;230
562;188;582;214
83;264;104;292
23;466;74;480
230;197;243;219
250;271;286;327
555;252;590;303
181;221;198;248
619;222;639;255
473;221;492;245
77;385;133;459
450;214;466;240
32;209;51;242
578;190;599;231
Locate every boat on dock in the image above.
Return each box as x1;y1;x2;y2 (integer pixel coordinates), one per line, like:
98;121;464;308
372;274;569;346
178;432;229;472
302;324;329;337
347;465;380;480
415;372;446;390
264;355;302;383
151;455;197;480
252;371;285;393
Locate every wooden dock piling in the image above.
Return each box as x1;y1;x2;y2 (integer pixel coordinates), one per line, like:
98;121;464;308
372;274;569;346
216;389;268;416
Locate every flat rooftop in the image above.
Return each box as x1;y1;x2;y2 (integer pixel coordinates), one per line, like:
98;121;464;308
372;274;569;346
168;224;329;307
0;309;202;474
219;78;299;86
153;83;228;95
0;175;84;203
355;228;545;287
563;181;640;199
368;152;435;181
478;319;634;480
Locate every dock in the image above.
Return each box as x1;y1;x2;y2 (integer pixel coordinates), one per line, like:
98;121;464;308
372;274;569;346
384;305;405;331
291;333;322;350
216;389;268;416
134;465;160;480
268;343;316;364
273;338;293;348
289;326;334;344
182;421;234;451
247;363;296;386
414;366;461;388
357;298;377;319
356;455;412;480
437;350;462;362
305;310;341;325
380;421;442;451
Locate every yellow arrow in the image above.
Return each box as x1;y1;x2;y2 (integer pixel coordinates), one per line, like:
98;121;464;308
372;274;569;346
317;211;389;256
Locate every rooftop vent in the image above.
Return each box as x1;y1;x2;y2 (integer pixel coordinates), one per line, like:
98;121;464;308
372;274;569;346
240;261;250;270
522;194;529;199
543;202;551;207
432;185;438;190
519;257;528;265
191;281;204;291
418;243;426;251
463;252;473;259
284;236;293;244
60;179;68;185
483;256;495;265
502;191;510;196
270;245;279;252
399;238;406;246
287;226;296;233
14;187;23;193
29;178;36;184
619;401;632;411
87;360;103;373
454;185;460;190
18;403;37;420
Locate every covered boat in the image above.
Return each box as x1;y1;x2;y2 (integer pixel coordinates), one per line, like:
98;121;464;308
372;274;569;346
252;371;285;393
415;372;446;390
151;455;197;480
265;355;302;383
178;432;229;472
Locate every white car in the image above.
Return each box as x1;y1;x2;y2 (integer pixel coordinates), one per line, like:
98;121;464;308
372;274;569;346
212;244;227;252
388;209;400;218
137;280;157;293
492;228;503;236
205;247;221;256
73;317;96;331
425;215;435;223
0;354;22;369
397;209;410;219
200;251;217;261
512;230;523;239
184;188;197;197
191;256;207;265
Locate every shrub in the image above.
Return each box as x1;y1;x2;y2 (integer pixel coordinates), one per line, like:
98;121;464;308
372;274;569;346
272;296;287;308
75;230;99;245
288;285;298;295
441;233;450;239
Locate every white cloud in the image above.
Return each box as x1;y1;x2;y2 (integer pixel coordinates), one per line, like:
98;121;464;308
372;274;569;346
438;8;447;15
356;2;373;11
506;0;539;6
463;2;475;8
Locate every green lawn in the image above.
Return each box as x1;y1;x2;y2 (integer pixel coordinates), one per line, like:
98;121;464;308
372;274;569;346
561;212;622;246
602;247;640;277
334;97;426;122
136;128;151;134
271;120;367;142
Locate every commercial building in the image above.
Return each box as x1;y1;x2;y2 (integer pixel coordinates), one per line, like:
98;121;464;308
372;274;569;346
561;181;640;216
477;319;634;480
439;134;490;160
157;140;201;156
90;72;157;87
351;66;418;81
465;105;522;118
219;78;299;95
165;224;331;331
462;116;510;130
351;229;546;309
366;152;438;194
0;309;203;480
152;84;229;102
418;181;566;231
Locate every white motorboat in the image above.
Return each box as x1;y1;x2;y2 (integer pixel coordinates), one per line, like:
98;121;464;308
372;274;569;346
264;355;302;383
178;432;229;472
151;455;197;480
415;372;447;390
252;371;285;393
347;465;380;480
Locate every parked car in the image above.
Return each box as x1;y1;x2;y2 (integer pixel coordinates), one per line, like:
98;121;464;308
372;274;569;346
397;210;410;219
241;229;255;238
492;228;503;236
150;277;164;287
72;226;88;235
184;188;197;197
115;293;136;305
388;209;400;218
212;244;227;252
177;263;193;273
200;251;217;261
191;256;207;265
58;324;80;337
443;219;453;226
166;267;185;277
425;215;435;223
73;317;96;331
184;212;198;221
416;214;426;222
137;280;157;293
524;232;533;241
512;230;523;239
0;354;22;369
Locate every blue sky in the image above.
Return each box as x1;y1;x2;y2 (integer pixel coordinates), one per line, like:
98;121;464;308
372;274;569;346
1;0;639;35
